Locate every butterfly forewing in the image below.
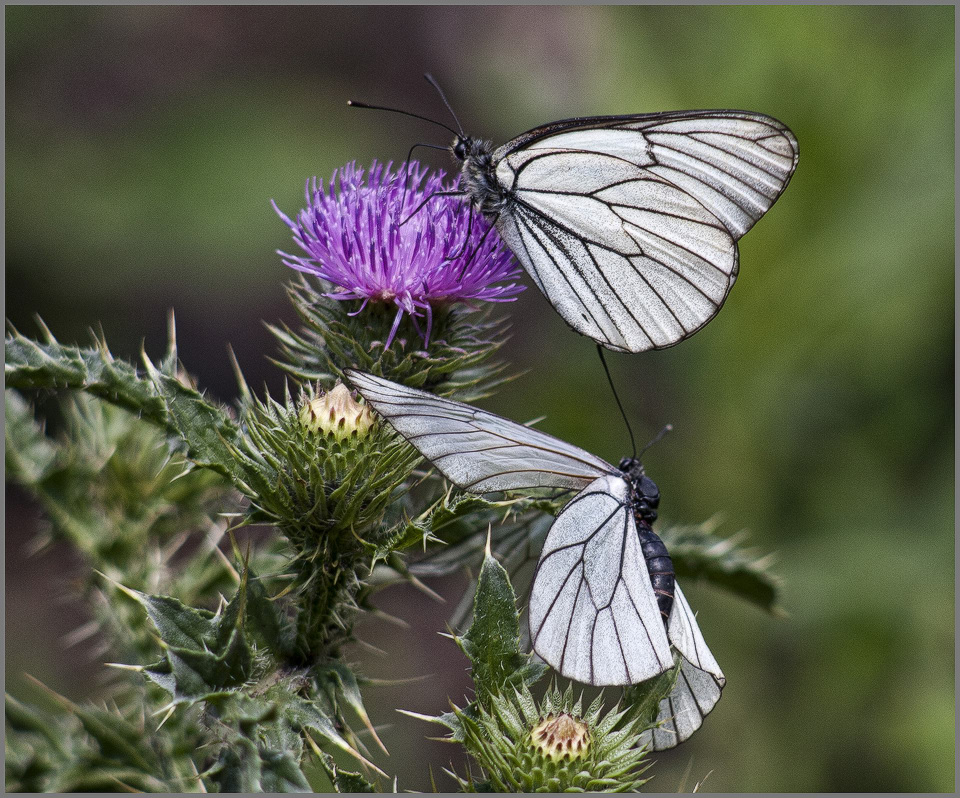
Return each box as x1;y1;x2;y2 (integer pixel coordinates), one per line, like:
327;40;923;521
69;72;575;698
345;370;614;492
485;110;797;352
528;474;674;686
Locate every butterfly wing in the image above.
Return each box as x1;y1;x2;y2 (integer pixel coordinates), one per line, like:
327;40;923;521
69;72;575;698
639;582;725;750
492;111;798;352
345;370;615;492
528;474;674;686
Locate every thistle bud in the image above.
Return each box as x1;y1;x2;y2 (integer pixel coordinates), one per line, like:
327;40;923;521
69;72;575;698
299;383;373;441
530;712;590;762
449;685;654;792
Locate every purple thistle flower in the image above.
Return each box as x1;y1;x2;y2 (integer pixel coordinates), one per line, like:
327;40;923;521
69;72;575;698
273;160;524;348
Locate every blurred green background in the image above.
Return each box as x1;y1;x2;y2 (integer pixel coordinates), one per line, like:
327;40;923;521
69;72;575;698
6;5;954;792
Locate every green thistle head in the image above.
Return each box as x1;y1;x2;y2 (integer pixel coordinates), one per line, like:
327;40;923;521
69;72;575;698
234;381;419;555
453;684;653;793
269;279;514;402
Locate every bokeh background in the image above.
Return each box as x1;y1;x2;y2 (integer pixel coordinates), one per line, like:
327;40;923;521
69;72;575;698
6;5;954;792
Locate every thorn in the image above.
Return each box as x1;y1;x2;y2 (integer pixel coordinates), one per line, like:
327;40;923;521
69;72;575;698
63;620;101;648
155;703;177;731
105;662;143;672
33;315;56;344
227;344;251;401
368;608;410;629
397;708;447;724
361;673;432;688
356;707;390;757
353;637;389;657
166;308;178;360
214;545;241;581
407;573;445;603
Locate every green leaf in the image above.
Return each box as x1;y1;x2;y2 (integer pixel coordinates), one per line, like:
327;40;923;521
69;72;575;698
319;753;377;793
69;705;156;773
142;359;241;479
244;567;294;656
163;637;251;700
660;521;783;613
124;583;255;700
313;662;385;755
124;589;216;650
211;737;262;793
5;694;66;754
5;323;169;427
5;322;243;481
621;657;682;729
284;697;383;775
4;390;58;484
258;749;313;793
461;545;528;701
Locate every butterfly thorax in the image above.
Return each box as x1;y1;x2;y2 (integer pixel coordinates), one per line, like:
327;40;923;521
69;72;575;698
452;135;512;217
618;457;660;524
619;456;675;625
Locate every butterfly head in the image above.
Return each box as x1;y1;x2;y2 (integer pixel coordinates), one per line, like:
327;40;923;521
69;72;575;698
619;456;660;523
451;134;489;164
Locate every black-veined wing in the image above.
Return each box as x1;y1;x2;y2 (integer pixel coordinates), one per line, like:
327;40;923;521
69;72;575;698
345;370;615;492
528;474;674;686
491;111;798;352
639;583;726;750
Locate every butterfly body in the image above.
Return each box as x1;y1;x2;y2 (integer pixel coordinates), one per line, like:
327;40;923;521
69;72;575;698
447;110;798;352
453;135;512;217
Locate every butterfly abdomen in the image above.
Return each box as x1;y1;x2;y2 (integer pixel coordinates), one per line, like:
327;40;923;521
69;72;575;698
637;523;675;625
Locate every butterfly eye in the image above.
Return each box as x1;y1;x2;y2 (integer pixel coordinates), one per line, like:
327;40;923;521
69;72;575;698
453;138;468;161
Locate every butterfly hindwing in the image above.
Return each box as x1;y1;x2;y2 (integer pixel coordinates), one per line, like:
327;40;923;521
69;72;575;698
668;583;724;682
638;582;725;750
528;474;674;686
639;656;725;751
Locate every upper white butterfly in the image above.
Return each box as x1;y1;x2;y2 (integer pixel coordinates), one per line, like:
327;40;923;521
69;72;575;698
453;110;798;352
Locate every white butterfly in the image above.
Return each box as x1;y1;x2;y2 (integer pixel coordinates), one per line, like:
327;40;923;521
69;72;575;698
451;108;798;352
346;370;725;748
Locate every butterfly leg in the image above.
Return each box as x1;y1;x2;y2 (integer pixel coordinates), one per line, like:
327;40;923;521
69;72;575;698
399;189;466;227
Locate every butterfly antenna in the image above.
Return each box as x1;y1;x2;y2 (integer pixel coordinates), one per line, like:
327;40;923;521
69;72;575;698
424;73;465;136
638;423;673;459
347;99;459;137
596;345;637;458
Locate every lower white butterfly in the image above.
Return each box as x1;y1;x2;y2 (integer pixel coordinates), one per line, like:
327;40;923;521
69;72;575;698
346;370;725;748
